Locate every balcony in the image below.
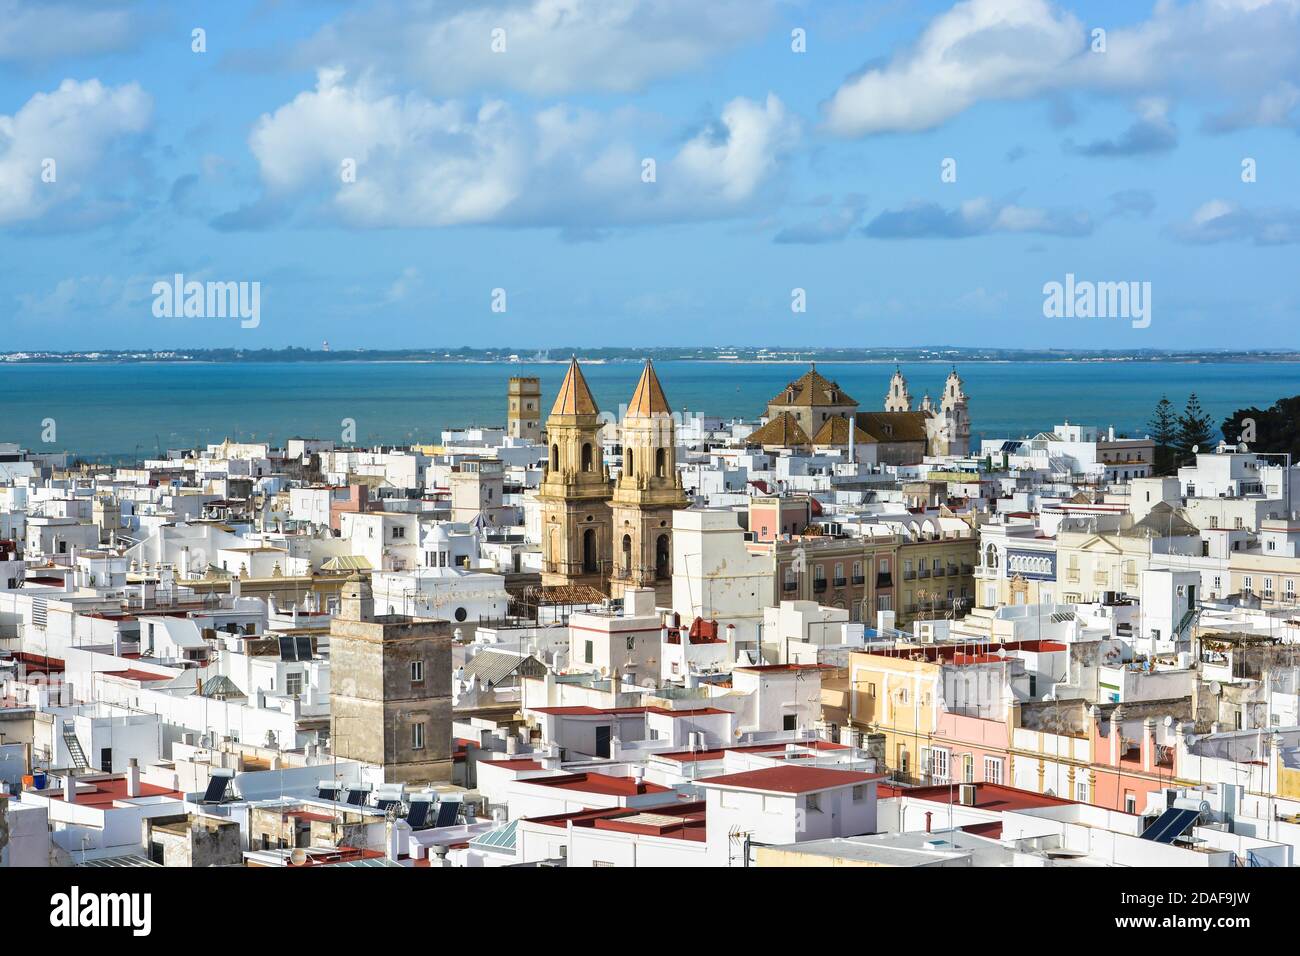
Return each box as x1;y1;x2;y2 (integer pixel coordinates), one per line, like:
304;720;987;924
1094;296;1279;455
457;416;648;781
904;570;917;581
813;579;827;593
851;574;865;586
876;573;892;588
932;566;946;577
782;581;798;593
961;563;974;574
947;564;960;576
918;568;931;578
833;577;847;588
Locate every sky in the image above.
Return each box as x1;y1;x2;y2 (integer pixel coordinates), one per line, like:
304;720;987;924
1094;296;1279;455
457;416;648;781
1;0;1298;351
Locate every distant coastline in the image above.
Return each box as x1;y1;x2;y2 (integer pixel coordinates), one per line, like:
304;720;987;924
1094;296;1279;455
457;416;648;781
4;346;1299;366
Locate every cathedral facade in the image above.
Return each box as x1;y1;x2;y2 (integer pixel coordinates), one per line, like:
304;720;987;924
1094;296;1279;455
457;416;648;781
747;363;971;462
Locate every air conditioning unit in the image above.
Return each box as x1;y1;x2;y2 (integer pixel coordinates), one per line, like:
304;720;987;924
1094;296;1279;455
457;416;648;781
959;783;977;806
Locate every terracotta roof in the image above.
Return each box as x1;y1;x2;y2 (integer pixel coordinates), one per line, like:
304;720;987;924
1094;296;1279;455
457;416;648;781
812;415;874;446
747;412;810;448
768;364;857;408
550;357;599;416
699;766;883;794
856;411;930;444
626;359;671;417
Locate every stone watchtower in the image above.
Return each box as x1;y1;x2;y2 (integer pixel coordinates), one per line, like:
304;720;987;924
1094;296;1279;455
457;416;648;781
537;358;612;591
610;359;687;604
328;572;453;783
507;376;542;441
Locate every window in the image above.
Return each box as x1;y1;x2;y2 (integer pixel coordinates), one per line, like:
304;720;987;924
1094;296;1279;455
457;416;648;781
1287;579;1296;602
1124;793;1137;814
930;748;950;781
592;860;615;867
1243;576;1254;595
584;640;594;664
412;723;425;750
392;526;405;539
983;756;1004;785
411;660;424;683
961;754;974;784
1076;781;1089;802
805;793;822;813
285;672;303;697
783;714;797;731
852;785;866;802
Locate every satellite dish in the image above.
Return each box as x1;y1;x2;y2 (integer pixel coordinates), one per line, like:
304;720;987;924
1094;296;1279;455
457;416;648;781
1208;681;1221;696
1184;733;1197;747
1192;445;1199;454
290;848;308;865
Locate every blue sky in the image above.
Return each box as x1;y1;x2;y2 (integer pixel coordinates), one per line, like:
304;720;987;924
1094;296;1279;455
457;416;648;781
1;0;1298;350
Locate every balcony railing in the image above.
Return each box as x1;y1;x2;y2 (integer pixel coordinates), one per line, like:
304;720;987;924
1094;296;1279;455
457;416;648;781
813;579;827;593
932;566;946;577
904;570;917;580
851;574;865;586
876;573;892;588
782;581;798;592
833;577;847;588
918;568;931;578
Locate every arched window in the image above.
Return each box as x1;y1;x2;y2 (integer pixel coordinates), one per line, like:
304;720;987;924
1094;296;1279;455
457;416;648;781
583;529;598;573
550;444;559;471
655;448;666;478
655;534;670;579
581;443;593;472
621;534;632;574
625;448;634;477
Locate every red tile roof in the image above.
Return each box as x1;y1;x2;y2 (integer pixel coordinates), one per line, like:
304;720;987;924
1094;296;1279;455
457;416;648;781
527;772;670;797
885;782;1076;813
698;766;883;794
657;740;848;763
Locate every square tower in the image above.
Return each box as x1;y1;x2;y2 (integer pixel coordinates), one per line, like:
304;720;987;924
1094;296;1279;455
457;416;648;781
507;376;542;441
329;573;453;783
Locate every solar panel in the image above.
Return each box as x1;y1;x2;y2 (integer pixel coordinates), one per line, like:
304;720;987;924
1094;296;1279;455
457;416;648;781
294;636;313;660
405;800;430;829
345;787;367;806
317;785;339;801
278;636;297;662
1140;807;1198;843
434;801;460;828
375;798;401;811
202;773;230;803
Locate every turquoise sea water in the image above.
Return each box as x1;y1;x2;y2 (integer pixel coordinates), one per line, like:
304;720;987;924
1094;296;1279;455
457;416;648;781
1;360;1297;461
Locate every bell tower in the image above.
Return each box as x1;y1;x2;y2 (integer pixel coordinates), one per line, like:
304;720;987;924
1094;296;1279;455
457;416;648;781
538;358;612;591
610;360;687;604
885;365;912;412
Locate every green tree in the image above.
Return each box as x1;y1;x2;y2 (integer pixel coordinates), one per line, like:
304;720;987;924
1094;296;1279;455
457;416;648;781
1147;395;1178;475
1222;395;1300;456
1176;393;1214;456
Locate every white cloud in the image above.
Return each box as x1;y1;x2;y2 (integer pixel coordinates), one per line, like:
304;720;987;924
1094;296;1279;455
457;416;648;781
234;70;800;230
0;1;136;62
824;0;1300;137
0;78;152;227
1170;199;1300;245
299;0;773;96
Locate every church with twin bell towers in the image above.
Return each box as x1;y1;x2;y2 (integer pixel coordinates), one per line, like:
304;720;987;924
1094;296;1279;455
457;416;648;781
537;357;685;604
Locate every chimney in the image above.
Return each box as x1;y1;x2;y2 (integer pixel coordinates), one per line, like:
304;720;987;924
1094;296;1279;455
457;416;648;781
63;772;76;802
925;811;932;833
126;758;140;797
632;765;646;795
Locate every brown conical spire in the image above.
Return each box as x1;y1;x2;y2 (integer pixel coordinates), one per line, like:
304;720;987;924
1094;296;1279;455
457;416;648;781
550;356;599;416
626;359;670;417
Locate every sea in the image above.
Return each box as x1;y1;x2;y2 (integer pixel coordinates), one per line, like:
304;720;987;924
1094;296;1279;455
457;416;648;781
2;360;1297;463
